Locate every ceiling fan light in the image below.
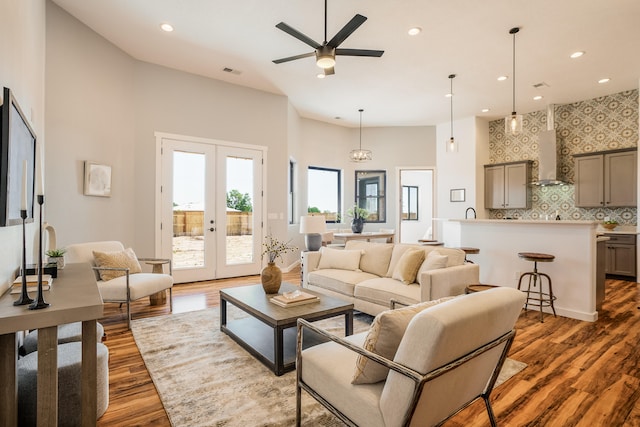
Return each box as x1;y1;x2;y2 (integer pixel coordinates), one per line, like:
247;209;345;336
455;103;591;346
316;46;336;69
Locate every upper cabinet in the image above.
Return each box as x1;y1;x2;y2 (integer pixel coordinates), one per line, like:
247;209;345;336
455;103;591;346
574;148;637;208
484;161;532;209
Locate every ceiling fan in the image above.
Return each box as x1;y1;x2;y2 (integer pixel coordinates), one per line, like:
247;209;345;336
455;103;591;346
272;0;384;76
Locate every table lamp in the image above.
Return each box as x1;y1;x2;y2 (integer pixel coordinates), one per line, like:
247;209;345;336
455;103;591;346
300;215;326;251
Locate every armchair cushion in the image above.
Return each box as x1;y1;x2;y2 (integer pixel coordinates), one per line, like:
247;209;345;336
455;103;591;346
92;248;142;281
352;297;455;384
391;248;425;284
98;272;173;301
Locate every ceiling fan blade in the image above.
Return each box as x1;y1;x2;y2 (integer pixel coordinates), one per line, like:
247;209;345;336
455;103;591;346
324;67;335;76
275;22;322;49
272;52;316;64
336;48;384;57
327;14;367;48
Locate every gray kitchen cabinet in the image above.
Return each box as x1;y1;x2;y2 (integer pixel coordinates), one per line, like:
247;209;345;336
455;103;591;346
484;161;531;209
604;234;636;277
574;148;637;208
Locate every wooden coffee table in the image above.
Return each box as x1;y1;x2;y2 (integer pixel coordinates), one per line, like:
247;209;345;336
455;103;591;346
220;282;354;376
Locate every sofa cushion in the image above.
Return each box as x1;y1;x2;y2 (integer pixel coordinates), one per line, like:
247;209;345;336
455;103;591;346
308;270;379;297
345;241;394;277
420;250;448;271
352;297;456;384
317;247;362;271
92;248;142;281
391;248;426;284
354;278;420;308
386;244;466;277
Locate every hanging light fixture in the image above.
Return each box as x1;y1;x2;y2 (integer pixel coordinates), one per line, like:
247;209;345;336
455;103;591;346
349;109;372;162
446;74;458;153
505;27;523;135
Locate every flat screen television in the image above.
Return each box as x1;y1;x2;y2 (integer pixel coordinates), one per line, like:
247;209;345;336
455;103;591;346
0;87;37;226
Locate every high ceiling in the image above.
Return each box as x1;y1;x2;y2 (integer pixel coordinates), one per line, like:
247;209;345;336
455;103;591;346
52;0;640;128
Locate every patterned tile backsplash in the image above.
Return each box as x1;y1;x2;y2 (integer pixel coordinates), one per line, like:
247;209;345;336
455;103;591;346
488;89;639;224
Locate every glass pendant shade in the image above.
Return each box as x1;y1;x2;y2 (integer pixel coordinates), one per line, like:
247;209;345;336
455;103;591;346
350;109;371;162
505;112;523;135
446;74;458;152
446;137;458;153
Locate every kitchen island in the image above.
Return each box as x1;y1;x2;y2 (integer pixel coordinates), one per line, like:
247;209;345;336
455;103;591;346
450;219;601;321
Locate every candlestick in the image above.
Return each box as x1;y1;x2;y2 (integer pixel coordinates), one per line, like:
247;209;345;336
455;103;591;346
36;150;44;196
21;160;28;211
13;209;34;306
29;195;49;310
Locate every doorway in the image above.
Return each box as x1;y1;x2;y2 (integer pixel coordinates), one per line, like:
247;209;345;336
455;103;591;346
157;133;264;283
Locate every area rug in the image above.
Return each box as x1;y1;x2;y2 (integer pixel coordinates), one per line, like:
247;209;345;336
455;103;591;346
131;306;526;427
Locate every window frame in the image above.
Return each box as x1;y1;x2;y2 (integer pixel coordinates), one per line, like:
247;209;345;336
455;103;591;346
355;170;386;223
307;166;341;223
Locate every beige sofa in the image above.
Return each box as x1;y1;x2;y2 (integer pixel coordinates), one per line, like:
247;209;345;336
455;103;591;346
301;241;479;315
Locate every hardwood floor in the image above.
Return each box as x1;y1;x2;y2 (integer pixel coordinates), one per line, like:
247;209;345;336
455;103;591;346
97;272;640;426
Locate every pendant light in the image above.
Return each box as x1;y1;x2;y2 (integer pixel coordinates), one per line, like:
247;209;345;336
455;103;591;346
505;27;523;135
446;74;458;153
349;109;372;162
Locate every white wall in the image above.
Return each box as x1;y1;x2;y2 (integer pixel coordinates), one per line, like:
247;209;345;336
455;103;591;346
399;169;434;243
0;0;46;293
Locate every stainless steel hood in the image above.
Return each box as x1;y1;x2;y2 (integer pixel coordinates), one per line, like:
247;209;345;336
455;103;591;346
532;105;567;186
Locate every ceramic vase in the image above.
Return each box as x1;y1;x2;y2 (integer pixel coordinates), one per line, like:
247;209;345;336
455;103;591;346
351;218;364;234
261;262;282;294
48;256;65;270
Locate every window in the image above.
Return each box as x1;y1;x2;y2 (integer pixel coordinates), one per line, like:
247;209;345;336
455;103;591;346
355;170;386;223
308;166;341;223
402;186;419;220
288;159;295;224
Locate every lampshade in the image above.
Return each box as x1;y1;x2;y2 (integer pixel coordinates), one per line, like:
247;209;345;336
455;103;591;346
350;109;372;162
504;27;523;136
300;215;327;234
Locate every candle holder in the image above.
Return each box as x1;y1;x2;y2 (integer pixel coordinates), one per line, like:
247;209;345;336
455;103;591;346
29;195;49;310
13;209;34;306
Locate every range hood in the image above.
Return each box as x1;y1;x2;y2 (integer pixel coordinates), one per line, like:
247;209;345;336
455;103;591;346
532;105;567;186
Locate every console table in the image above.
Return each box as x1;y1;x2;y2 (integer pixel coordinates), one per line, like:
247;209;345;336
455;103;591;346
333;231;395;243
0;263;104;426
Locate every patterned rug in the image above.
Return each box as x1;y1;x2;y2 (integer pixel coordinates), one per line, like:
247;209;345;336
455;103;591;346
131;306;526;427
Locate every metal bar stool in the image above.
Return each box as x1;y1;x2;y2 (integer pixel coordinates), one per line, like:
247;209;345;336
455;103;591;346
517;252;557;322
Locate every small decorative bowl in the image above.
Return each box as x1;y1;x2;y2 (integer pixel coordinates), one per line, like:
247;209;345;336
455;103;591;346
602;222;618;230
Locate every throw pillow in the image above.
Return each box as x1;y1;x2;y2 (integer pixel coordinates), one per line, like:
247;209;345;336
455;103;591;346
352;297;455;384
391;248;426;284
422;250;448;271
93;248;142;281
317;247;362;271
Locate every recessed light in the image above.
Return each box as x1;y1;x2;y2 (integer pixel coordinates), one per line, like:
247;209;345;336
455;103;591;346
317;73;325;79
533;95;543;100
570;51;585;59
160;23;174;32
408;27;422;36
497;75;508;81
445;93;452;98
481;108;490;113
598;78;610;84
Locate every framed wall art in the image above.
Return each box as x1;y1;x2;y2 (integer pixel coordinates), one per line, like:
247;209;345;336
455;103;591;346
84;161;112;197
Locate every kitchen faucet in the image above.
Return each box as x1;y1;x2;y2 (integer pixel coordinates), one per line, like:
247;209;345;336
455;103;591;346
465;207;476;219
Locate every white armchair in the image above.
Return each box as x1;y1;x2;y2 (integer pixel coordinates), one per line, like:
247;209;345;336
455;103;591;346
295;287;526;426
65;241;173;328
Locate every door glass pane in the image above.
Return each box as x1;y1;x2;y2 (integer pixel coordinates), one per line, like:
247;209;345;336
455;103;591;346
226;156;254;265
172;151;205;269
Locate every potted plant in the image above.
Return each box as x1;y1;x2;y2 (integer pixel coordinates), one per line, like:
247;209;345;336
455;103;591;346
45;248;66;270
260;235;297;294
347;205;369;234
602;220;618;231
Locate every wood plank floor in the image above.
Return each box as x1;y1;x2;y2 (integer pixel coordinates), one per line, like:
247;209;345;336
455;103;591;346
96;271;640;426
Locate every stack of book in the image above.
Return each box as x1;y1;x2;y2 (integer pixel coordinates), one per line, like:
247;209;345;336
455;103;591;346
270;290;319;307
11;275;53;294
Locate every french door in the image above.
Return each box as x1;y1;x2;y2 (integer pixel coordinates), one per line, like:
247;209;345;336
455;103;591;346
158;134;264;283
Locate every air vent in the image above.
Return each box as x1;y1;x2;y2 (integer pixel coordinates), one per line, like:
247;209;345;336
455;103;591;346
532;82;550;89
222;67;242;75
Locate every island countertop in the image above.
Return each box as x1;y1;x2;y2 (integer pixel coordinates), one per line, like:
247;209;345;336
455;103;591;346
455;219;638;234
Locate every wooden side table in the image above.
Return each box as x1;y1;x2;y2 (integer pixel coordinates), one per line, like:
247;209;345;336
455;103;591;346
145;260;170;305
465;284;500;294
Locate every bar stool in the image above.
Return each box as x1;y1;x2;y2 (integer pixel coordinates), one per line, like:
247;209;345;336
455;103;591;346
458;247;480;263
517;252;557;322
